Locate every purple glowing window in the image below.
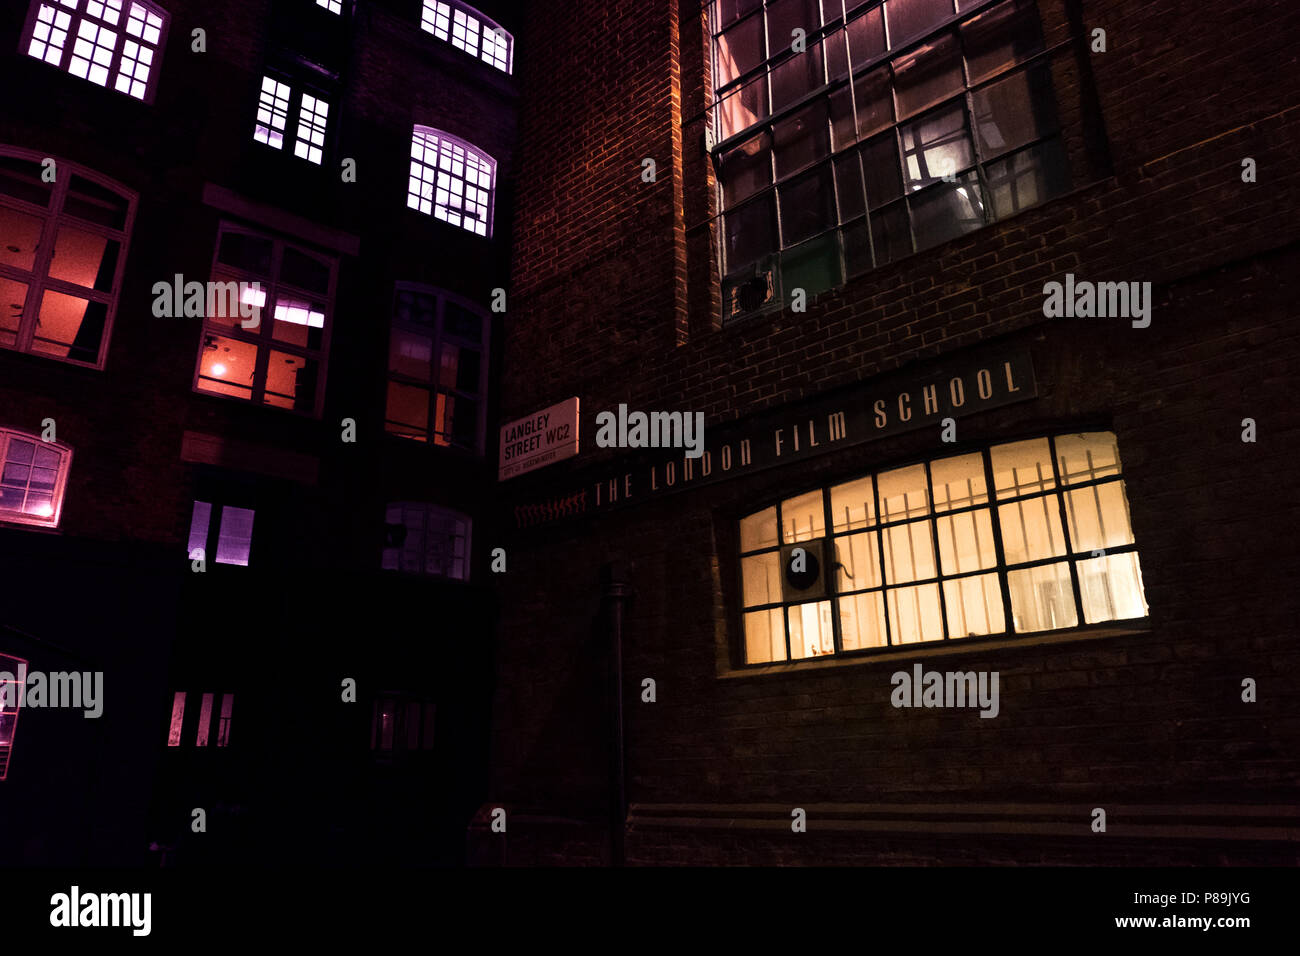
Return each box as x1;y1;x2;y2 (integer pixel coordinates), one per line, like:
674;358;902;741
187;501;255;566
0;429;72;529
166;691;185;746
420;0;512;73
167;690;233;747
22;0;168;102
195;692;213;746
407;127;495;237
253;77;330;165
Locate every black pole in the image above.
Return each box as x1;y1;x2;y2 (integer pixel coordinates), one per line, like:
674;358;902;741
602;561;633;867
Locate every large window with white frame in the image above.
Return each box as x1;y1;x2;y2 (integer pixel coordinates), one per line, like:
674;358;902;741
0;148;136;368
193;222;338;416
708;0;1069;322
407;127;496;237
21;0;168;102
253;74;332;166
0;428;73;529
385;284;489;453
737;431;1148;664
420;0;512;73
383;503;472;581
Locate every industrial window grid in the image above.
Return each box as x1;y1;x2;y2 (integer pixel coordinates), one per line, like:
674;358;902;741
192;221;339;417
166;690;234;747
253;75;332;166
707;0;1070;321
21;0;168;102
420;0;513;73
0;147;137;369
736;431;1149;665
407;126;496;237
0;428;73;529
382;502;472;581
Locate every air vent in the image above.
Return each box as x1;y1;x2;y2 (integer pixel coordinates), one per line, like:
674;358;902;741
779;537;828;603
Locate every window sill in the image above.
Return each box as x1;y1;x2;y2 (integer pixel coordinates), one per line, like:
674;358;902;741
719;623;1152;680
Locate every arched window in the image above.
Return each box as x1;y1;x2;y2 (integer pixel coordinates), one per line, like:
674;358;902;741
0;147;136;368
407;127;496;237
0;428;73;529
21;0;169;102
738;431;1148;664
420;0;512;73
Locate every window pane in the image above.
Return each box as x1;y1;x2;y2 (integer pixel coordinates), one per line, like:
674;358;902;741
386;382;429;439
167;692;186;747
871;202;912;263
395;289;436;326
216;506;255;566
846;5;885;68
830;475;875;531
742;551;783;607
0;207;44;272
788;600;835;658
724;194;777;269
773;100;830;178
390;328;434;381
862;131;903;206
717;0;763;30
280;247;332;295
188;500;212;557
195;693;214;747
1077;552;1148;624
720;131;773;209
31;290;107;363
936;508;996;573
770;42;825;112
876;463;929;521
781;231;840;298
943;572;1004;637
740;505;779;552
853;67;894;139
442;343;480;394
834;151;866;220
835;530;882;590
744;607;787;663
930;452;987;510
264;350;317;411
1065;481;1136;554
271;297;327;348
0;157;54;207
985;137;1069;219
781;489;824;542
843;218;872;276
972;63;1057;158
885;0;954;48
829;85;857;151
716;13;765;88
48;227;119;291
780;166;835;246
839;591;887;650
1056;432;1122;485
910;172;985;249
998;494;1066;564
961;0;1044;85
0;279;28;348
892;32;962;119
444;302;484;343
64;176;129;231
768;0;823;51
1007;561;1076;631
217;231;274;275
884;518;936;582
824;31;849;81
717;74;770;140
991;437;1054;498
197;334;258;401
900;101;973;189
887;583;943;643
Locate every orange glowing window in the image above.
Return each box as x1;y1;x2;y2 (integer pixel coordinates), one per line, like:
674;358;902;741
0;428;72;529
0;148;136;368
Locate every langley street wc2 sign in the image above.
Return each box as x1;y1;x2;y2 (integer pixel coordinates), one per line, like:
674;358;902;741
499;397;580;481
510;348;1037;527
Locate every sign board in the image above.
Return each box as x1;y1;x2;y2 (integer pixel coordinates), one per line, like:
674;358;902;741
498;397;580;481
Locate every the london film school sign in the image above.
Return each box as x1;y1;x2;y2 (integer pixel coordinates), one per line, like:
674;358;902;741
511;348;1037;528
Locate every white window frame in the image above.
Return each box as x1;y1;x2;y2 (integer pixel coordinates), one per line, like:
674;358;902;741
20;0;170;103
407;126;496;237
191;221;339;418
253;75;332;166
420;0;513;74
0;428;73;529
0;146;137;369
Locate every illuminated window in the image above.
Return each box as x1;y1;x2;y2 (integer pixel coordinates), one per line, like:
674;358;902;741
315;0;342;13
187;500;255;566
0;653;26;780
709;0;1068;321
420;0;512;73
21;0;168;102
253;76;331;166
384;284;488;452
166;690;234;747
407;127;495;237
383;503;471;581
193;222;337;416
738;431;1148;664
0;148;136;368
371;693;436;755
0;428;72;529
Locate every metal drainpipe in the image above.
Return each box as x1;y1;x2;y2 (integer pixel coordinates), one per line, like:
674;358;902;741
602;562;633;867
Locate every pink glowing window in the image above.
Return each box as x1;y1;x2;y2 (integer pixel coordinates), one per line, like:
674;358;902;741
0;653;27;780
0;147;136;368
21;0;168;102
383;502;471;580
193;222;337;416
188;500;255;566
254;76;292;150
166;691;185;746
167;690;233;747
420;1;511;73
407;127;495;237
0;429;72;529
